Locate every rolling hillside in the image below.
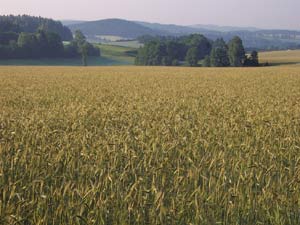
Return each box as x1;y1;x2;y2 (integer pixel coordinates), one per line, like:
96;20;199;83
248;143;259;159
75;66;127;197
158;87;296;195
135;21;210;35
68;19;166;39
66;19;300;50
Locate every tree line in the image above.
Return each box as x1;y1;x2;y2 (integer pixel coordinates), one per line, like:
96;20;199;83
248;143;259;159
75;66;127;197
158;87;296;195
0;15;73;41
0;29;100;61
135;34;259;67
0;15;100;65
1;30;64;59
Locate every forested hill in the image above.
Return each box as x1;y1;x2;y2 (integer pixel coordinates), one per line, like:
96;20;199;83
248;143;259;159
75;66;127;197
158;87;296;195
68;19;166;38
0;15;73;41
66;18;300;50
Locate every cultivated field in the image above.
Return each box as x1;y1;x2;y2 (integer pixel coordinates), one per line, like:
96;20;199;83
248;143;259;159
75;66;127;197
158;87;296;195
260;50;300;66
0;65;300;224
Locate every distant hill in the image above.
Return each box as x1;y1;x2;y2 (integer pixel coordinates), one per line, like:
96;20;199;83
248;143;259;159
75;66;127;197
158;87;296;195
133;21;300;49
61;20;86;26
190;24;259;32
135;21;209;35
134;21;225;41
0;15;73;41
68;19;166;39
66;18;300;50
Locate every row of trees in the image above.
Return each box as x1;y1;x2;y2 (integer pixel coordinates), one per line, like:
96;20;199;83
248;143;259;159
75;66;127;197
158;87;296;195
0;15;73;41
135;34;210;66
194;37;258;67
0;15;102;65
0;29;100;63
0;30;65;59
135;34;259;67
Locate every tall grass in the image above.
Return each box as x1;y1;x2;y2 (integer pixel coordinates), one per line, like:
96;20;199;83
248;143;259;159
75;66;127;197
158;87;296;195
0;66;299;224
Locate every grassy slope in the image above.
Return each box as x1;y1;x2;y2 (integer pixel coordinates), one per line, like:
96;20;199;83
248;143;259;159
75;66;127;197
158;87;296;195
0;44;136;66
98;44;136;64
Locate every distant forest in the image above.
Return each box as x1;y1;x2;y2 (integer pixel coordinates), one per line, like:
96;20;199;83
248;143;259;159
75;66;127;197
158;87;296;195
0;15;100;62
0;15;73;41
64;19;300;51
135;35;259;67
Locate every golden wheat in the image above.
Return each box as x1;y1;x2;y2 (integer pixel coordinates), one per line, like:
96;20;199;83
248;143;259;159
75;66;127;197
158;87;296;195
0;66;300;225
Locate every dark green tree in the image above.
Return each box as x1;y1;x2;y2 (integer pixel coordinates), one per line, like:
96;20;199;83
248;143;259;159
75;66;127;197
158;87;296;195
74;30;86;46
73;30;100;65
210;38;230;67
186;34;212;60
135;34;210;66
135;40;167;66
186;47;199;67
0;32;19;45
46;32;64;57
135;46;148;65
64;41;79;58
79;42;88;66
250;51;259;66
228;36;246;67
36;30;48;56
17;32;39;57
164;41;183;65
0;15;73;41
202;55;211;67
135;34;247;67
86;42;101;56
172;59;179;66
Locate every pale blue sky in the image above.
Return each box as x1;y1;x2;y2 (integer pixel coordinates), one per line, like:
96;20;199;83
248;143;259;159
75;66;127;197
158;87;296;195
1;0;300;30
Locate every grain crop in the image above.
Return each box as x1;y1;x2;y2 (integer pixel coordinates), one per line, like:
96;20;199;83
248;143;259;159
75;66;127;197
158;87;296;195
0;66;300;224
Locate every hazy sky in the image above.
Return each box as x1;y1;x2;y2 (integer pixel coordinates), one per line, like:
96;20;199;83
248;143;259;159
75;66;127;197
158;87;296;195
1;0;300;30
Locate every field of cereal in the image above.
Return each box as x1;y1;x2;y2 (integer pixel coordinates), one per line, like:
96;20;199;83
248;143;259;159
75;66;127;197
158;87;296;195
260;50;300;66
0;64;300;224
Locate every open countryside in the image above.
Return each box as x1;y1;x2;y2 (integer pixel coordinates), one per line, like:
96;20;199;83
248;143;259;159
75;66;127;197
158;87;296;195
1;1;300;224
1;51;300;224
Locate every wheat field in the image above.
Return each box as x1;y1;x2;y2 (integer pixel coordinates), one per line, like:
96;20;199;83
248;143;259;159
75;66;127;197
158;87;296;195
0;65;300;224
260;50;300;66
